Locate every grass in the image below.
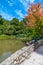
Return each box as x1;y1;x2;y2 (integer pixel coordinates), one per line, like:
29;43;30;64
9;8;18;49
0;39;24;55
0;35;15;39
16;36;32;42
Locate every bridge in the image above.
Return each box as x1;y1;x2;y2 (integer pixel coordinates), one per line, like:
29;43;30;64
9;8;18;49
0;39;43;65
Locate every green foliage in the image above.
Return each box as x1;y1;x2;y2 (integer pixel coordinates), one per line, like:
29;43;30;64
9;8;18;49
4;25;15;35
32;19;43;39
0;13;43;40
10;18;19;25
16;36;32;42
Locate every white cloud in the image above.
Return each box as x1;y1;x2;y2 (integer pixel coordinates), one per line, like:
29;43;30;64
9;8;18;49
19;0;28;8
29;0;35;3
0;11;13;20
8;1;14;6
19;0;35;11
19;0;28;11
15;10;25;18
26;0;35;3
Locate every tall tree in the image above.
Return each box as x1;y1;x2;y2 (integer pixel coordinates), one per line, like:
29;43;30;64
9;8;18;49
26;2;43;27
26;2;43;39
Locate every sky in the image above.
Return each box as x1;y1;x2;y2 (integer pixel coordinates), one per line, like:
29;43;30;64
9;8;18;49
0;0;43;20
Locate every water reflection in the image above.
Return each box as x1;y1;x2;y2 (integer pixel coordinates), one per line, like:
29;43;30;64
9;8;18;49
0;52;12;63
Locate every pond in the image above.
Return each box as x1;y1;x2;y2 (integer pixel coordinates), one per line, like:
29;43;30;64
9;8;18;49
0;52;12;63
0;39;24;63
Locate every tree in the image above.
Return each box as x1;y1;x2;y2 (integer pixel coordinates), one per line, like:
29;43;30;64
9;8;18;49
4;25;15;35
26;2;43;27
10;18;19;25
26;2;43;39
0;15;3;25
10;18;24;36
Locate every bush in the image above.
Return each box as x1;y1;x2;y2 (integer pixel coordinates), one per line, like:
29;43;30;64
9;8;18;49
0;35;16;39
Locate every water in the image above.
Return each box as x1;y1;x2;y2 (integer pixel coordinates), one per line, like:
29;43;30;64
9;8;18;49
0;52;12;63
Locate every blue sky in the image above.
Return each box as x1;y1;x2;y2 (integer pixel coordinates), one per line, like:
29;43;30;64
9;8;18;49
0;0;43;20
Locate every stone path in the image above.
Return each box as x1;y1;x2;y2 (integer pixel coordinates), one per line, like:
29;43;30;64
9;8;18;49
20;46;43;65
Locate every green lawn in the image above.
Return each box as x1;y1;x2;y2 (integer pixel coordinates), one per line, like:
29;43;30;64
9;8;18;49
0;39;24;55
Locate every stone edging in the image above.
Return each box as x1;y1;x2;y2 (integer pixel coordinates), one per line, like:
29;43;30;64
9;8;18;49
0;39;43;65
